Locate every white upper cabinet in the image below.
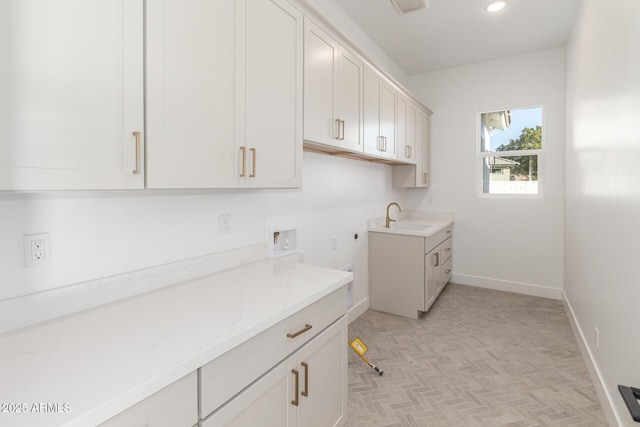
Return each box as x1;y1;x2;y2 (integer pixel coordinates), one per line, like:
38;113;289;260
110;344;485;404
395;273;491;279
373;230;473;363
244;0;303;188
363;65;397;160
146;0;237;188
392;106;431;187
417;110;431;187
0;0;144;190
147;0;302;189
304;19;363;153
397;96;417;164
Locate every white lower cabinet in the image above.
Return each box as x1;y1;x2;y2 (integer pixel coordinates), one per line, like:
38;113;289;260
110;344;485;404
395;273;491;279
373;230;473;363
99;372;198;427
203;316;348;427
369;225;453;319
202;355;297;427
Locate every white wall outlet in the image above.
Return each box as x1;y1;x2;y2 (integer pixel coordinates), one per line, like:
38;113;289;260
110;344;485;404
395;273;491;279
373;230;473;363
24;233;52;268
219;214;231;235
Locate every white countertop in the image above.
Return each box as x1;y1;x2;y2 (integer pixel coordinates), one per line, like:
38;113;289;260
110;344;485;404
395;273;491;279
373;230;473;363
368;210;454;237
0;258;352;427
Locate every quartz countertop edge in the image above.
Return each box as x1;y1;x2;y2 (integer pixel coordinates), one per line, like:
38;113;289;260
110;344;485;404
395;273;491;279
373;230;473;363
0;258;353;427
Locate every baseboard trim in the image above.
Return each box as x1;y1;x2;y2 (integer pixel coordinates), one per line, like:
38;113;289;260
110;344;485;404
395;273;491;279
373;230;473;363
563;293;621;427
347;297;369;324
451;273;562;300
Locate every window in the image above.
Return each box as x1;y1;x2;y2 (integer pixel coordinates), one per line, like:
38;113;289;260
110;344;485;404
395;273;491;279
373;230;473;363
479;106;542;195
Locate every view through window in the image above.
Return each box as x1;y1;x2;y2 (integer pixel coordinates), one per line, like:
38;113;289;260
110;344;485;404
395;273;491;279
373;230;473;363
479;106;542;195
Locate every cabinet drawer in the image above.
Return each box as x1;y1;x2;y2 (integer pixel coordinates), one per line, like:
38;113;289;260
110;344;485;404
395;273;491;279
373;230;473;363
441;236;453;263
200;286;347;418
99;372;197;427
442;257;452;285
441;224;453;240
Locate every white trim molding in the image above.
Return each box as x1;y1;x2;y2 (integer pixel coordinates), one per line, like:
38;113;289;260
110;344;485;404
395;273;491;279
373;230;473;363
563;293;621;427
451;273;562;300
348;297;369;324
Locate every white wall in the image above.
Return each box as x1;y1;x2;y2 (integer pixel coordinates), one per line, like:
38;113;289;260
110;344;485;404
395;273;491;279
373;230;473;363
0;152;406;309
565;1;640;425
407;48;566;298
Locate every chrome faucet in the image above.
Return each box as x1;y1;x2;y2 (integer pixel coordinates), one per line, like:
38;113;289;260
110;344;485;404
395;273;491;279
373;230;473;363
385;202;401;228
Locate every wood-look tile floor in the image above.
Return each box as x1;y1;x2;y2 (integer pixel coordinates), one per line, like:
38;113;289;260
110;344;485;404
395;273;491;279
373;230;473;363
346;284;606;427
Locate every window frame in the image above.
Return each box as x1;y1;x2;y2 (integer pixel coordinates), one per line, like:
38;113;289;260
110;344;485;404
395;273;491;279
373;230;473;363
476;104;544;199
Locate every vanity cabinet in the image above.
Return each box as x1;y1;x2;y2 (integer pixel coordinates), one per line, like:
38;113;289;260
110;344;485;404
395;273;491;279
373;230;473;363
369;225;452;319
304;19;364;153
99;372;198;427
146;0;302;189
392;107;431;187
363;65;398;160
200;287;348;427
0;0;144;190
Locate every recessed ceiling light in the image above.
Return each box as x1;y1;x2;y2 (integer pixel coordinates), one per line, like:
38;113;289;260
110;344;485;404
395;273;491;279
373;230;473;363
486;1;506;13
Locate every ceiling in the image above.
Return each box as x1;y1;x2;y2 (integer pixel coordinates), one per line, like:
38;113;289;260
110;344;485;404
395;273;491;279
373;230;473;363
332;0;581;75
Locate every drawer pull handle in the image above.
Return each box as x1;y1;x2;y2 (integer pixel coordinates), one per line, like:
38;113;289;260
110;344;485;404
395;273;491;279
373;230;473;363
287;324;312;339
301;362;309;397
291;369;299;406
445;230;452;234
445;248;451;252
445;269;451;274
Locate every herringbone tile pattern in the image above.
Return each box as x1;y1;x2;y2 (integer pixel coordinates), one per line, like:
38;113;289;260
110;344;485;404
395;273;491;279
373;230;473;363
346;284;606;427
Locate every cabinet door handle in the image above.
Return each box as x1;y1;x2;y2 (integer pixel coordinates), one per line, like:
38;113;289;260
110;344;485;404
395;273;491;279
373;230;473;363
339;120;345;140
132;131;141;174
405;145;411;158
239;146;247;177
250;148;256;178
445;269;451;274
301;362;309;397
445;247;451;252
434;252;440;267
445;230;452;235
382;136;387;152
335;119;341;140
286;324;312;339
422;172;428;184
291;369;299;406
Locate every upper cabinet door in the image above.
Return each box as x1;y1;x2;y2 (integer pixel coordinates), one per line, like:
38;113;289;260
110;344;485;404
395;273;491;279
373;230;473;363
336;48;364;153
418;111;431;187
304;19;339;146
303;20;363;154
244;0;303;188
0;0;144;190
363;66;397;160
146;0;238;189
397;96;417;164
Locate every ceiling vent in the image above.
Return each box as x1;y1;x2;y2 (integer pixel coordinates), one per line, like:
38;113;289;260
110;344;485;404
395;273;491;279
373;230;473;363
389;0;429;15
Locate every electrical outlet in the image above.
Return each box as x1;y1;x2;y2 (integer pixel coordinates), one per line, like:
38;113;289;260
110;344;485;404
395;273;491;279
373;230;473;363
24;233;51;268
219;214;231;235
